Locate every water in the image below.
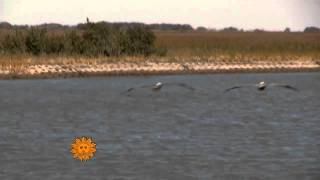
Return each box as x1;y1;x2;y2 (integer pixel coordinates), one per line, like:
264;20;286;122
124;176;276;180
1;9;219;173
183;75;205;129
0;72;319;180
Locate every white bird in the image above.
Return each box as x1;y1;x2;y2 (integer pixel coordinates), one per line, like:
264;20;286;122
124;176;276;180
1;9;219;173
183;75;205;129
122;81;195;94
224;81;299;92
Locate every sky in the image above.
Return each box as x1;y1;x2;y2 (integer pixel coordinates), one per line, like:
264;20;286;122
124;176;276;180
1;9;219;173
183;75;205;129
0;0;319;31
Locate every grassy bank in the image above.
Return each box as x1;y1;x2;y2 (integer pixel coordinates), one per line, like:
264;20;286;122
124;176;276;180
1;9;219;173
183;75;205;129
0;30;320;78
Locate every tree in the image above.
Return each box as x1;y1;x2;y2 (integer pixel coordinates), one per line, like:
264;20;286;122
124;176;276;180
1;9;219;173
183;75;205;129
253;29;265;33
304;26;320;33
0;22;12;29
284;27;291;33
220;27;239;32
196;26;207;31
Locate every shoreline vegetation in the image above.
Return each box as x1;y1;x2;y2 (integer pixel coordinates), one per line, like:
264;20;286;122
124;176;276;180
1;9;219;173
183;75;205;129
1;55;319;79
0;21;320;79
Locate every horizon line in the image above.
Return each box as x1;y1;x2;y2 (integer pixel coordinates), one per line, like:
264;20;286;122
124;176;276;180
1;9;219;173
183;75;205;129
1;20;319;32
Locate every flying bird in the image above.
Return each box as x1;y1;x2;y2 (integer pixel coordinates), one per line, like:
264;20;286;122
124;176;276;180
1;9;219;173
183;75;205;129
224;81;299;92
121;81;195;94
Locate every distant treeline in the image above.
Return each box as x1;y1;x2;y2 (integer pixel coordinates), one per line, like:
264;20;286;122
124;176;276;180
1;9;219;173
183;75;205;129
0;21;166;56
0;21;194;31
205;26;320;33
1;21;320;33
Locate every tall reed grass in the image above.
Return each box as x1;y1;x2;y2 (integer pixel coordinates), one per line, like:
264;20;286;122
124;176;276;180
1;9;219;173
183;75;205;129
155;31;320;58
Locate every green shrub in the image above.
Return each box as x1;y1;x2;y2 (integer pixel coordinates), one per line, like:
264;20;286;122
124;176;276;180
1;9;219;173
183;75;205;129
44;35;65;54
82;22;113;56
123;25;156;56
2;30;26;54
108;27;126;56
63;30;84;55
0;22;160;57
79;23;157;57
25;27;47;55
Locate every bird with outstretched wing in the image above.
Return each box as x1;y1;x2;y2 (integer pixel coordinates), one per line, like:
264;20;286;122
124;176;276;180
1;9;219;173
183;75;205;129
224;81;299;92
121;82;195;94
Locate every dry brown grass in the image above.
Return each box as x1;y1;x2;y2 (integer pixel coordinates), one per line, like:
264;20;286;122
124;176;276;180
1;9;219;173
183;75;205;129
155;31;320;59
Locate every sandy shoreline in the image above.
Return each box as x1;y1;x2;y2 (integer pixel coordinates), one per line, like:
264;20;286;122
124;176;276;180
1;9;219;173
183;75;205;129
0;60;319;79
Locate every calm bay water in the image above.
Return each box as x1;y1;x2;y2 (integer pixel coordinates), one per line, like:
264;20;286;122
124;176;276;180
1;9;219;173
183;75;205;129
0;72;319;179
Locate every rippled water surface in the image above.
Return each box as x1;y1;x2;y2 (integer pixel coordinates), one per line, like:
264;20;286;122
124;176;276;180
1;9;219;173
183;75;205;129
0;72;319;179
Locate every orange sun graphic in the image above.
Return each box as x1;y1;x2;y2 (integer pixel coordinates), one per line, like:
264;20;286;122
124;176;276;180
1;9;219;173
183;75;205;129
71;137;96;162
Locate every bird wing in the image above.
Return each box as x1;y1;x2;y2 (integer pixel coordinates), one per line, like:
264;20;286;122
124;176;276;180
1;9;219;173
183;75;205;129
224;86;243;92
120;87;135;94
269;83;299;91
120;84;153;94
164;82;195;90
224;84;256;92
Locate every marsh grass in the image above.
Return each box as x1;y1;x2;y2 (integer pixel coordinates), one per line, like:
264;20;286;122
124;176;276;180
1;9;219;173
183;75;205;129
155;31;320;59
0;31;320;68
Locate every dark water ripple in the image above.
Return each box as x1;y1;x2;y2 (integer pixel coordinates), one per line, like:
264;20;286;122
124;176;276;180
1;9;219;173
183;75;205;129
0;72;319;180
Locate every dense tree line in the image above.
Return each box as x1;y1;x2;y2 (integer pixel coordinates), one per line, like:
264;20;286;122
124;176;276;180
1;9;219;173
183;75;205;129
304;26;320;33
